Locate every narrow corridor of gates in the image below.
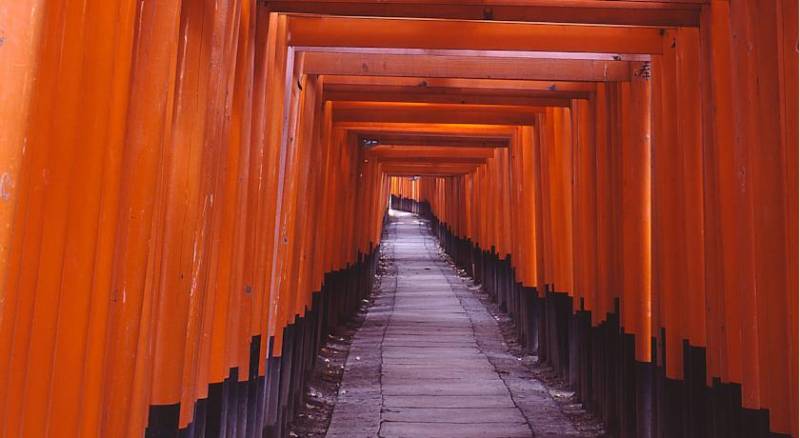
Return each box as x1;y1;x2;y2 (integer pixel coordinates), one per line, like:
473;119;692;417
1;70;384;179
0;1;796;437
326;210;580;438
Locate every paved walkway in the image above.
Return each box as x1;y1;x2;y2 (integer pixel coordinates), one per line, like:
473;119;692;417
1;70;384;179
326;210;580;438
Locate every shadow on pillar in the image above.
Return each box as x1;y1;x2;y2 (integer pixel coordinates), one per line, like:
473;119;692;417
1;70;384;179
144;245;380;438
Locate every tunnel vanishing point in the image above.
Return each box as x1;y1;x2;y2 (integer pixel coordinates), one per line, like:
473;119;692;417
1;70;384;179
0;1;797;437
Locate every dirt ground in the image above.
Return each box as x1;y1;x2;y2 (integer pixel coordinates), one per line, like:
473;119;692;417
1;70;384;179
285;321;362;438
286;255;388;438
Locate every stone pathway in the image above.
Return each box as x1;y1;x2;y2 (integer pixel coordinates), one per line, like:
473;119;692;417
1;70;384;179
326;210;580;438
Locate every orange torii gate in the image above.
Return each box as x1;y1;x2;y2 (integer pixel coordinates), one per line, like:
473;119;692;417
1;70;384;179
0;1;796;437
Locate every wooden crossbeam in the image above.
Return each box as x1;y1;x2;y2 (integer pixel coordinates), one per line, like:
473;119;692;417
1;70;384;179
299;47;650;61
325;88;574;107
322;76;596;93
286;15;665;54
375;156;489;164
301;51;631;81
382;162;481;176
384;171;472;177
333;101;542;125
324;86;575;106
366;145;497;159
340;122;518;138
267;1;700;27
322;76;591;105
354;131;511;148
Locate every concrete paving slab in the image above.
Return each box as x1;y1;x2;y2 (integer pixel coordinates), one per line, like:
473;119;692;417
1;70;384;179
381;368;499;381
379;422;532;438
382;349;483;359
382;394;517;409
381;380;510;396
381;407;527;423
381;339;477;347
